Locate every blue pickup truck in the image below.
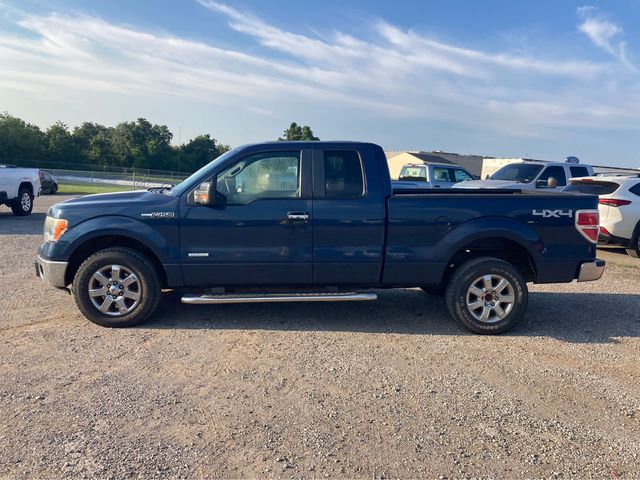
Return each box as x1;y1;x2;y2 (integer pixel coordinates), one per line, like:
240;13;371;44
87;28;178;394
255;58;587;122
36;142;605;334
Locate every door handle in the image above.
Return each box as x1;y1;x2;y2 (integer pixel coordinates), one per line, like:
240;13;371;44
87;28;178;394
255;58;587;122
287;212;309;223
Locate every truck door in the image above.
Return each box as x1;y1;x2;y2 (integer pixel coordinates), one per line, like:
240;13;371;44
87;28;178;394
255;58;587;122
311;148;386;285
179;149;313;286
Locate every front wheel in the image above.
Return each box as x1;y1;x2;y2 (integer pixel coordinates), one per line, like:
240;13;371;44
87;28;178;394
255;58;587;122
11;188;33;216
445;257;528;334
73;248;161;327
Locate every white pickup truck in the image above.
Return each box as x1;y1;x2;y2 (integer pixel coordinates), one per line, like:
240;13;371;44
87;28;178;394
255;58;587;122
0;165;42;216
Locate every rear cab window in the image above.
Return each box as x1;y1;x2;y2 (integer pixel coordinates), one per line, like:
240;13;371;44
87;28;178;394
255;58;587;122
323;150;365;198
398;166;426;181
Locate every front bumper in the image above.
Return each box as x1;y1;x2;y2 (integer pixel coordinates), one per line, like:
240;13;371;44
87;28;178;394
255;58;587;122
35;255;68;287
577;259;606;282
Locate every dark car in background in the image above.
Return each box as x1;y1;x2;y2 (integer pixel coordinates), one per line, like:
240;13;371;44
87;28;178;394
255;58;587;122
39;171;58;194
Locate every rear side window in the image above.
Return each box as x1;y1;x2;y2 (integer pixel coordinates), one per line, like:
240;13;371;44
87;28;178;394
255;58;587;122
564;181;620;195
570;166;590;178
629;182;640;196
324;150;364;198
539;166;567;186
432;167;453;182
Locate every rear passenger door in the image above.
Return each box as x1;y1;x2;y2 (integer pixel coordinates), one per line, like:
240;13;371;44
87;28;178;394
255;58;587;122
311;148;386;285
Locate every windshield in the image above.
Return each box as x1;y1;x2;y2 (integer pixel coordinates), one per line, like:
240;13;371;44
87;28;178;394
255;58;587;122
170;148;237;196
490;164;544;183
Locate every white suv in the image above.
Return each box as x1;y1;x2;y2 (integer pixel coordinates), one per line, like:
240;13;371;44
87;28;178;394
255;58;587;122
564;175;640;257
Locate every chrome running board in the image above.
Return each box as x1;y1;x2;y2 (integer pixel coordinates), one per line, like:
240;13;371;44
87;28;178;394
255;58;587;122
181;291;377;305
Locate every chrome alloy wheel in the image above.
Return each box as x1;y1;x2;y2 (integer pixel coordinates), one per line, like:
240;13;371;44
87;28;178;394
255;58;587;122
21;192;31;211
465;274;515;324
88;264;141;317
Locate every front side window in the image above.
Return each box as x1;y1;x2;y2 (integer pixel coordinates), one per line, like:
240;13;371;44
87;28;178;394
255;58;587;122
539;166;567;187
452;168;473;182
216;151;300;204
324;150;364;198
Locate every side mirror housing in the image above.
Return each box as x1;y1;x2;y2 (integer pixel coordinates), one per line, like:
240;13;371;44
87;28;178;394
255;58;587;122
535;179;548;188
194;181;215;206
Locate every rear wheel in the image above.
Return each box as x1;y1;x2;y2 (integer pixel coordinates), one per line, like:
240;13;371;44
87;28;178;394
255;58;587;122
11;188;33;216
445;257;528;334
626;224;640;258
73;248;161;327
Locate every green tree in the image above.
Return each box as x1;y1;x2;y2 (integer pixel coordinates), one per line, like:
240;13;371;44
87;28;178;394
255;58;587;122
110;118;174;169
178;134;229;172
278;122;320;141
0;112;45;163
72;122;115;166
45;121;80;164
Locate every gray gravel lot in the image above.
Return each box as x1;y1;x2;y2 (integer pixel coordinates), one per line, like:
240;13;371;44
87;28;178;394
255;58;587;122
1;195;639;479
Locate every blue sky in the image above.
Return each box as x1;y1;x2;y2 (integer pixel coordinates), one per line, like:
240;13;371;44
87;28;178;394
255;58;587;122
1;0;640;167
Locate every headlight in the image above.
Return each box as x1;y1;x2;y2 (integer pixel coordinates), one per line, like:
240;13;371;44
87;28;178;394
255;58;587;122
43;216;68;243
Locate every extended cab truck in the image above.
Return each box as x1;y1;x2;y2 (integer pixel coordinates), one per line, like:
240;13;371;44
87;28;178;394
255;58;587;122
0;165;42;216
455;161;594;191
36;142;605;334
393;163;475;189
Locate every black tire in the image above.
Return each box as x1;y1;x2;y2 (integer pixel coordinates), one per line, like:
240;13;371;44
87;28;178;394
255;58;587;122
420;286;445;296
11;188;33;216
72;248;161;327
626;224;640;258
445;257;528;334
51;183;58;194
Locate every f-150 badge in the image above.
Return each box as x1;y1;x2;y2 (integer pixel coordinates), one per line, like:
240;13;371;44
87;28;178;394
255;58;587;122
140;212;175;218
532;209;572;218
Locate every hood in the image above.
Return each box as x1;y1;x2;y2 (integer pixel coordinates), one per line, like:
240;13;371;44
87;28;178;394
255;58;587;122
48;189;178;224
453;179;525;189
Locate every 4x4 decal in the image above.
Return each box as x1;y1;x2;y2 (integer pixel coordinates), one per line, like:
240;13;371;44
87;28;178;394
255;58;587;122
532;209;573;218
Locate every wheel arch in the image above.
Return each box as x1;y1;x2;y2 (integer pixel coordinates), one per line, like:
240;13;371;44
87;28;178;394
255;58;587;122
442;234;538;287
65;235;168;288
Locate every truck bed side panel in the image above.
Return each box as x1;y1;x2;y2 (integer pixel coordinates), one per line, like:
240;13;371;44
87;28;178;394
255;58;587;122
383;193;599;286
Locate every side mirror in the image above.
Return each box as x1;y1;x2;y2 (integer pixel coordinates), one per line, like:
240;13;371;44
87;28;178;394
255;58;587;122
535;179;548;188
194;181;215;206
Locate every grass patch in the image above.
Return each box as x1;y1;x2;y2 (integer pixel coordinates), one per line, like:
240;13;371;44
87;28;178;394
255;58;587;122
58;183;133;195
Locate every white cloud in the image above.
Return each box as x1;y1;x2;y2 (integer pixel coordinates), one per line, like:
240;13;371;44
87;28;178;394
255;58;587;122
577;6;635;70
0;1;639;145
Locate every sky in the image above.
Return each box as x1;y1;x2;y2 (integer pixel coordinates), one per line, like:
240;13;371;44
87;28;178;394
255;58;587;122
1;1;640;167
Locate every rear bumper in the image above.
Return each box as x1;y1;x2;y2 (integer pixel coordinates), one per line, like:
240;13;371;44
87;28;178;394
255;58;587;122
577;259;605;282
35;255;68;287
598;231;632;249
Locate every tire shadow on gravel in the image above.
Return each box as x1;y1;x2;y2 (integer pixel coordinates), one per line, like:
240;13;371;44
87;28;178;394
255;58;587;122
0;212;46;235
144;290;640;344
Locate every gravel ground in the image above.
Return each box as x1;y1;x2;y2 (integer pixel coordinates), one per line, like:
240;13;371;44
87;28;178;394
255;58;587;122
1;195;639;479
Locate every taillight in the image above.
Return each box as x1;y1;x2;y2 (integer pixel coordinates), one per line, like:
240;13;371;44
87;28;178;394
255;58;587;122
575;209;599;243
600;226;611;236
599;198;631;207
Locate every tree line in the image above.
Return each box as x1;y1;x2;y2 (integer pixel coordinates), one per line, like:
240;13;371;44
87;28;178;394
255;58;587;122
0;113;320;173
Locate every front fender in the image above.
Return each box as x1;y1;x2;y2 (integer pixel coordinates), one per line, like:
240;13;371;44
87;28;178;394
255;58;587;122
40;215;180;264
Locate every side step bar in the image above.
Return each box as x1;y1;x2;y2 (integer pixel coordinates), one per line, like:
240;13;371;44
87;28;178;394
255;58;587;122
181;291;377;305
